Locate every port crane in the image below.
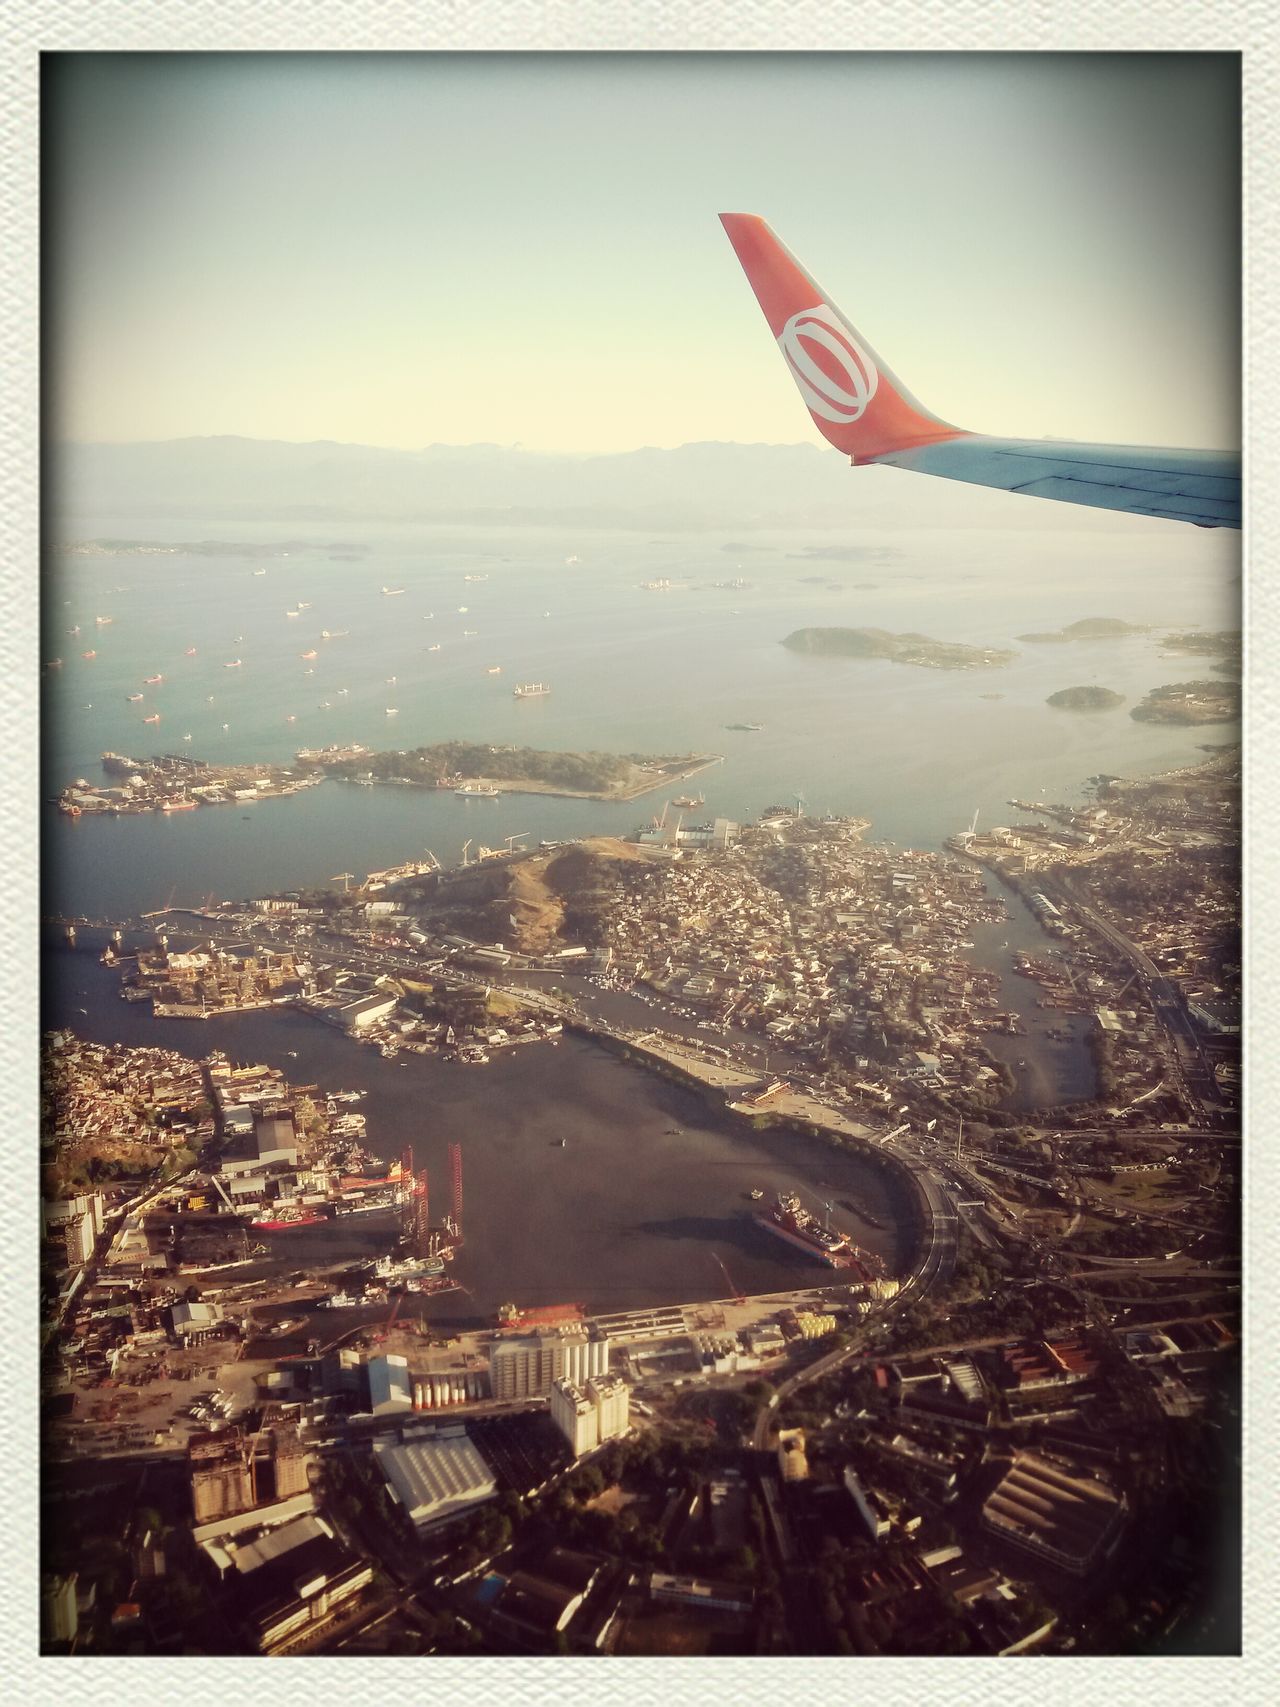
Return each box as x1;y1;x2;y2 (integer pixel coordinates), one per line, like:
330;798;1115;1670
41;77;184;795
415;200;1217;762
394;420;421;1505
713;1252;746;1305
503;833;529;854
460;839;472;868
374;1291;406;1345
331;872;355;894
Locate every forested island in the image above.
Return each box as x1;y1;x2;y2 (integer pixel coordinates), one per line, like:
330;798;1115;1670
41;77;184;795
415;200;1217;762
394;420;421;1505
781;626;1014;670
1046;686;1126;712
1016;616;1148;643
294;741;718;800
1130;681;1241;726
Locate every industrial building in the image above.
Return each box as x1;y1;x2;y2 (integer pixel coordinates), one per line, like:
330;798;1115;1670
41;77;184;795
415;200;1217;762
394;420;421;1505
777;1428;809;1483
366;1353;413;1416
494;1548;603;1641
843;1466;891;1542
253;1104;300;1168
982;1451;1127;1576
189;1428;254;1524
271;1427;310;1500
41;1573;79;1647
373;1425;497;1528
549;1372;631;1458
228;1513;373;1652
490;1328;610;1400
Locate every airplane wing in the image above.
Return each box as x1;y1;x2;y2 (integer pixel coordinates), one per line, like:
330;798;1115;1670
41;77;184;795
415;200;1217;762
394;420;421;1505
719;213;1240;530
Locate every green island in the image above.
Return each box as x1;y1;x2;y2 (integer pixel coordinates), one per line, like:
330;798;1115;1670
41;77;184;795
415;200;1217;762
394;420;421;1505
1130;680;1241;726
1046;685;1126;712
1016;616;1148;643
294;740;719;801
781;626;1014;670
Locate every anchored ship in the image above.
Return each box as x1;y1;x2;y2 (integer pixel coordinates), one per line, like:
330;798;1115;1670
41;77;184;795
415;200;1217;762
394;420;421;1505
513;682;550;698
754;1191;852;1267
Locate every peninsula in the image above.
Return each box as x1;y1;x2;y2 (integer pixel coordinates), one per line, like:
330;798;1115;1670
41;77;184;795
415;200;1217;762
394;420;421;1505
781;626;1015;671
294;741;720;801
1130;680;1241;726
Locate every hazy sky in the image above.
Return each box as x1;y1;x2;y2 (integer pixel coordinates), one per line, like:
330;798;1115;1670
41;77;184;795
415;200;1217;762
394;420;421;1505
45;53;1240;454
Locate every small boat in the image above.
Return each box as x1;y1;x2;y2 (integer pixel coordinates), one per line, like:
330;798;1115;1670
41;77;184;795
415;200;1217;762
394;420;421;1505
81;650;97;660
300;649;317;660
224;659;242;668
286;714;296;723
457;605;468;613
185;646;197;656
182;733;192;742
385;707;399;716
427;643;441;652
462;628;477;636
46;659;62;669
486;665;501;674
337;687;349;696
298;601;311;610
127;693;144;702
144;674;163;684
143;714;160;724
386;675;397;684
286;609;300;617
382;587;406;597
321;629;349;639
750;1188;765;1200
95;615;113;626
253;568;267;576
222;722;230;730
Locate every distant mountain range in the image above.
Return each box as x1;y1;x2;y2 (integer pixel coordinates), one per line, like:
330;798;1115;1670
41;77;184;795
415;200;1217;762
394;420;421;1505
52;434;1133;533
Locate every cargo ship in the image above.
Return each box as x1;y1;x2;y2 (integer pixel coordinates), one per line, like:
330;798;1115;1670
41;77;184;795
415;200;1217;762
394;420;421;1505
513;682;550;698
455;781;500;798
753;1191;852;1267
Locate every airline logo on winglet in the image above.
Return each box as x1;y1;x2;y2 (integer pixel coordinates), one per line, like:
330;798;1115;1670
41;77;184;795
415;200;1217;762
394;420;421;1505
777;303;879;425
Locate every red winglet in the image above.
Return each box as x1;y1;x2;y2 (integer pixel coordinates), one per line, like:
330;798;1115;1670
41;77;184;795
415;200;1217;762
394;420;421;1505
719;213;966;462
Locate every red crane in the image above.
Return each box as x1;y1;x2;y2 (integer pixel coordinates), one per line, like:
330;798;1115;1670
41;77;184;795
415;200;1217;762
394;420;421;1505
374;1291;405;1344
414;1168;432;1257
714;1253;746;1305
449;1141;463;1240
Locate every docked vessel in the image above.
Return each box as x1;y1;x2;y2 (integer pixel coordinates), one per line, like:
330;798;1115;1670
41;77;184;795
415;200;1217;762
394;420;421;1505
672;791;705;809
753;1191;852;1267
455;781;500;798
513;682;550;698
251;1209;327;1230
